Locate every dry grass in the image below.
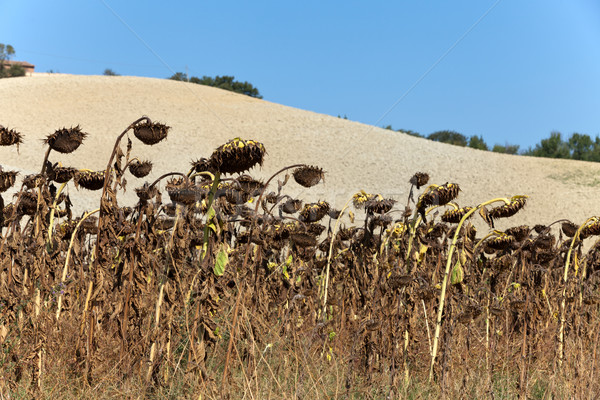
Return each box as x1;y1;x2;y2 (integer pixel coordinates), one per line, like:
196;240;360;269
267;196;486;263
1;117;599;399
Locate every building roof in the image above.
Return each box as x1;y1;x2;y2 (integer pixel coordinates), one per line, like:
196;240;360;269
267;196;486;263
1;60;35;68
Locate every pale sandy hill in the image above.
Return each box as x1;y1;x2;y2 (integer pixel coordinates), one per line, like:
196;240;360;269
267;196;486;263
1;74;599;230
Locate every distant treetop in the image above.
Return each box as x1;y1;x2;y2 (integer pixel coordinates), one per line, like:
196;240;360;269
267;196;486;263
168;73;262;99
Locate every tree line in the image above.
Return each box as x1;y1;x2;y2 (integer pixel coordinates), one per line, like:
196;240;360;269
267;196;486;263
383;126;600;161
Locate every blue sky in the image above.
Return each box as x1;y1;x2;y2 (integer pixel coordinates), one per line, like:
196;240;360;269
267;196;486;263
1;1;599;150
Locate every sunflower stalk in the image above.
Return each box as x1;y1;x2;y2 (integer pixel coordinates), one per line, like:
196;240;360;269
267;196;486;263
429;197;512;382
558;216;597;368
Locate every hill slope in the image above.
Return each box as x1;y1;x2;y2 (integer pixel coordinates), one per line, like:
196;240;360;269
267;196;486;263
1;74;599;228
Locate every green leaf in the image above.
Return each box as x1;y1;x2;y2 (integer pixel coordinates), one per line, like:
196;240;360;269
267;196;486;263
450;261;464;285
285;254;293;267
214;247;229;276
282;264;290;280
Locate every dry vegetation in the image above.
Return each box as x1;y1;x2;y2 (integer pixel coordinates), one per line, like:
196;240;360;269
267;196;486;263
0;117;599;399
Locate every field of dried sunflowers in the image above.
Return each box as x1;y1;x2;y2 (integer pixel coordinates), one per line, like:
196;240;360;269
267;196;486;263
0;117;599;399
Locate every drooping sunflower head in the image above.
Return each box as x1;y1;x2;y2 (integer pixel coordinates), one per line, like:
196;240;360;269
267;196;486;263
561;221;579;238
581;219;600;240
166;177;199;205
281;198;303;214
417;183;460;211
293;165;325;188
489;196;528;220
133;121;170;145
0;169;18;193
44;126;87;154
0;126;23;148
352;190;375;209
191;158;215;177
504;225;530;242
364;196;396;214
50;165;78;184
485;232;516;251
209;138;266;175
128;159;153;178
409;172;430;189
74;170;105;191
441;206;473;223
299;200;330;223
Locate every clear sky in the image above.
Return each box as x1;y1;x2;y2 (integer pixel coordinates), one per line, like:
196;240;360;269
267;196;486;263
1;1;599;150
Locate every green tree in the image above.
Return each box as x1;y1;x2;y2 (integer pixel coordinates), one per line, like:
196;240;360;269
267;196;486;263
428;130;468;147
525;131;570;159
468;135;488;150
103;68;120;76
0;43;18;78
196;75;262;98
492;144;520;155
168;72;188;81
567;132;593;160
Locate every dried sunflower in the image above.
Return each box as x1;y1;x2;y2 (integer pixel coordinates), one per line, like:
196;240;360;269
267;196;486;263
417;183;460;211
209;138;266;175
489;196;527;220
581;220;600;239
299;201;330;223
74;170;105;191
365;196;396;214
166;177;199;205
293;165;324;188
128;160;153;178
409;172;430;189
0;170;18;192
133;121;170;145
236;175;264;196
18;191;38;215
352;190;375;209
135;183;158;202
281;198;302;214
0;126;23;148
505;225;530;242
561;221;578;238
44;126;87;154
486;234;515;251
441;206;473;223
191;158;215;175
50;165;77;184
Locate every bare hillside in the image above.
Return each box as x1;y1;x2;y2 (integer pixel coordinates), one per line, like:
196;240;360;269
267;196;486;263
1;74;599;228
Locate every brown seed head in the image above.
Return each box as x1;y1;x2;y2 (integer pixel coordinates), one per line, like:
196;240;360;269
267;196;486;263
50;166;77;184
44;126;87;154
299;200;330;223
417;183;460;214
0;169;18;192
409;172;430;189
0;126;23;148
74;170;105;191
293;165;325;188
561;221;579;238
128;160;153;178
441;206;473;223
365;196;396;214
209;138;266;175
133;121;170;145
489;196;527;220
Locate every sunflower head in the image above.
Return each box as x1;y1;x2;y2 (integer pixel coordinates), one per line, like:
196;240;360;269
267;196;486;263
74;170;105;191
299;200;330;223
293;165;325;188
44;126;87;154
364;196;396;214
128;160;153;178
133;121;170;145
166;177;199;205
0;169;18;192
0;126;23;148
409;172;430;189
352;190;375;209
441;206;473;223
209;138;266;175
50;165;77;184
561;221;578;238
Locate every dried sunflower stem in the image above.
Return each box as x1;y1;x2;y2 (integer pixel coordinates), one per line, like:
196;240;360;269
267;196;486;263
56;208;100;321
221;163;305;393
558;216;597;368
46;182;68;245
322;195;354;320
429;197;508;382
